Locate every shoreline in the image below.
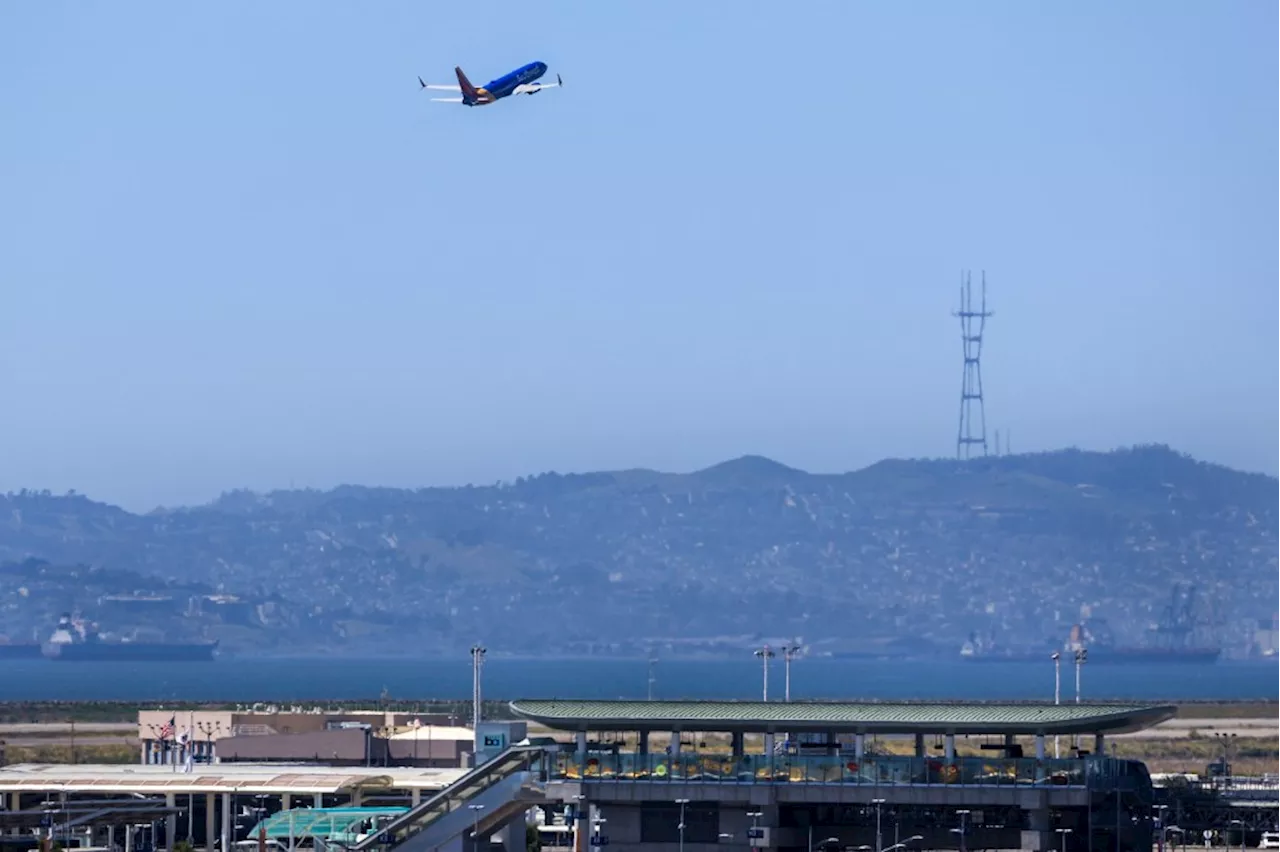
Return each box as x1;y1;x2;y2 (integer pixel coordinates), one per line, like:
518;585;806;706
0;698;1276;724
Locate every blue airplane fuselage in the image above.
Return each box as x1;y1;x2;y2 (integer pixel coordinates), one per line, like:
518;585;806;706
483;61;547;98
464;61;547;104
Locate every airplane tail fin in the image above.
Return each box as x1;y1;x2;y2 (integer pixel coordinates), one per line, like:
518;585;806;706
455;66;480;104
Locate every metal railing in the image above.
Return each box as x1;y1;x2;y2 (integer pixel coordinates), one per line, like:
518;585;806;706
349;746;545;851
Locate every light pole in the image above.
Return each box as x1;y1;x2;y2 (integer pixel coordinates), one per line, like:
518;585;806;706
572;794;587;852
470;645;487;733
753;646;775;701
675;799;690;852
1154;805;1168;852
955;809;970;852
1051;651;1061;758
1213;732;1238;781
747;810;762;850
591;814;607;852
1073;648;1086;751
1073;648;1086;704
872;799;885;852
469;803;485;852
1055;827;1072;852
780;645;800;702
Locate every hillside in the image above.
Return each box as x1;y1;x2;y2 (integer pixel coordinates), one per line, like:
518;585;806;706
0;445;1275;657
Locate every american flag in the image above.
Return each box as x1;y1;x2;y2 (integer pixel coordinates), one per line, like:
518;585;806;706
158;715;176;740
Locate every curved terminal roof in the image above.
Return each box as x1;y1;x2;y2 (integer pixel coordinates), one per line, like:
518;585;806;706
509;699;1177;736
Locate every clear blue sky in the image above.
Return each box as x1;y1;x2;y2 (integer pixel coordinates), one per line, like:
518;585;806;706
1;1;1275;511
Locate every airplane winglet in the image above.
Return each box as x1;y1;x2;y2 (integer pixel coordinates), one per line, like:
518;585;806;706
557;73;563;87
418;76;427;89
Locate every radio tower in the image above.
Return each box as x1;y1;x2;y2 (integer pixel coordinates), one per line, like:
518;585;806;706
953;271;993;460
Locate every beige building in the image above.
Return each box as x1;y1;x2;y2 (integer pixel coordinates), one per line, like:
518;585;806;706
138;709;467;766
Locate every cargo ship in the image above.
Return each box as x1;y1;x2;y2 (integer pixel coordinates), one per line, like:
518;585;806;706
958;641;1222;664
0;639;42;659
40;613;218;662
960;583;1222;665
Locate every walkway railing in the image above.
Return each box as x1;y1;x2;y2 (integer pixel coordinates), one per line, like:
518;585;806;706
349;745;545;852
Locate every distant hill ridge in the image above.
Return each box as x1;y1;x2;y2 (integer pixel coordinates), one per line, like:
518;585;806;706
1;444;1274;657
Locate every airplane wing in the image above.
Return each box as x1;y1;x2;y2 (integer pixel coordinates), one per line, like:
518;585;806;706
512;74;563;95
418;76;462;92
429;97;464;103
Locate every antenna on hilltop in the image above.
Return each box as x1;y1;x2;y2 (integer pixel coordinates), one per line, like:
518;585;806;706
953;271;993;460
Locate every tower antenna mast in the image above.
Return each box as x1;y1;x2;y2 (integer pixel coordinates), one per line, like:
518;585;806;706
953;271;993;459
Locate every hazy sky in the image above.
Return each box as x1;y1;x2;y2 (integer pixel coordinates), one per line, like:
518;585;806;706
1;1;1276;511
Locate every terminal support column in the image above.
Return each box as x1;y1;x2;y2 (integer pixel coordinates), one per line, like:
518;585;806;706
913;735;925;758
166;793;177;852
495;822;524;852
220;793;231;852
1094;733;1105;755
944;734;955;760
204;793;216;852
1023;805;1052;852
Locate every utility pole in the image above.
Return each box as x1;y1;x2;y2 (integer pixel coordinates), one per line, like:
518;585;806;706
1074;647;1086;704
1052;651;1061;758
872;799;885;852
676;799;689;852
1073;647;1087;752
780;644;800;702
753;645;775;701
470;644;487;733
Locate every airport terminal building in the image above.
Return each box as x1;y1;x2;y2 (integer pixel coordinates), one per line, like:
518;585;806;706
506;700;1169;852
0;700;1177;852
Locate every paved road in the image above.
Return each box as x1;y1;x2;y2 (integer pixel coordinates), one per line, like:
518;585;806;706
0;723;136;734
1115;718;1279;739
0;722;137;748
2;735;137;747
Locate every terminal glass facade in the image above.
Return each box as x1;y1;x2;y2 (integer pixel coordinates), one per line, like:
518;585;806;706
549;751;1131;788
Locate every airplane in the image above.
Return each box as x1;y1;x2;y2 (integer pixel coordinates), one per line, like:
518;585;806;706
418;61;562;106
